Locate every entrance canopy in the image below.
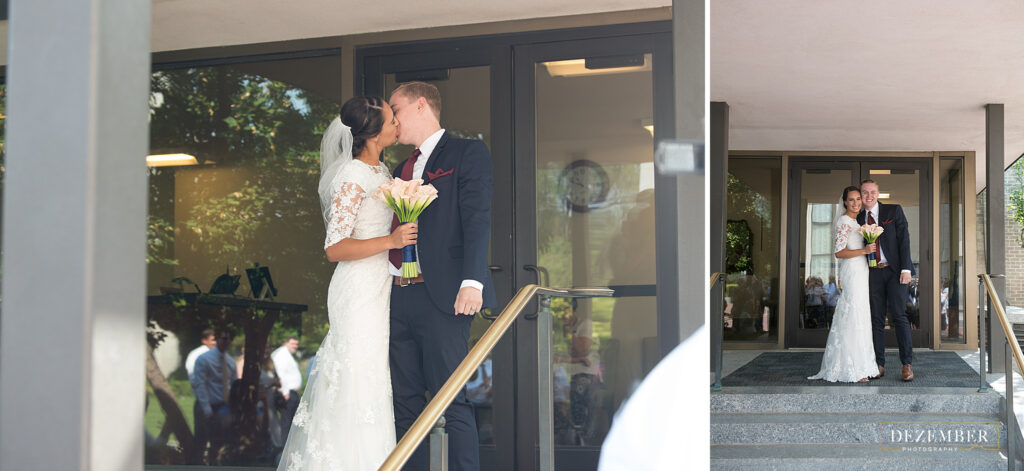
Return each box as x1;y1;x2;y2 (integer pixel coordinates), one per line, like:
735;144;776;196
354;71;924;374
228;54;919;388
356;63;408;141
149;0;669;51
711;0;1024;191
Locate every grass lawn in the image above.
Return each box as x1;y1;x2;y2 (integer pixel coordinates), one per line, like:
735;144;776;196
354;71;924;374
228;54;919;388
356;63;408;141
145;378;196;439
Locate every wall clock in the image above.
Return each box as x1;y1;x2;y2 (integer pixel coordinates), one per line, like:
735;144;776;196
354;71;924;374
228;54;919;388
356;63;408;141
561;159;609;212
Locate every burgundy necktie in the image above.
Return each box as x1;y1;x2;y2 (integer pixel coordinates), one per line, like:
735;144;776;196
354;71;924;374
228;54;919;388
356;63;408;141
867;211;882;263
389;149;421;270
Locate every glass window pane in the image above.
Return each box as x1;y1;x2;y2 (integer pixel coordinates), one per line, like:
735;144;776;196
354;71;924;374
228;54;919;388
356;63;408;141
724;158;781;342
145;57;341;466
940;158;966;344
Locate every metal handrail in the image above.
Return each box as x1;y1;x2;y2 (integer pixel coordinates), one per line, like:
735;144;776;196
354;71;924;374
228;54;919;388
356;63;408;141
980;275;1024;376
709;271;724;290
378;283;613;471
978;273;1022;470
710;272;725;391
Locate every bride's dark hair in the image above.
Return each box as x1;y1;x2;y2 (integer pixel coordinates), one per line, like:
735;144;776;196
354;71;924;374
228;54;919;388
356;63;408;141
339;95;387;156
841;185;861;211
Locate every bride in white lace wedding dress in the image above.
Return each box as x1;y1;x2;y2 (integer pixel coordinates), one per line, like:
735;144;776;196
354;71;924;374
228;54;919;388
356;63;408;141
278;98;415;470
808;186;879;383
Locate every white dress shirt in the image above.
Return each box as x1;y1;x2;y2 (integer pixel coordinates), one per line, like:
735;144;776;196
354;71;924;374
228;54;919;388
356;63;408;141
865;204;911;275
185;344;210;379
271;345;303;393
190;347;237;416
389;128;484;293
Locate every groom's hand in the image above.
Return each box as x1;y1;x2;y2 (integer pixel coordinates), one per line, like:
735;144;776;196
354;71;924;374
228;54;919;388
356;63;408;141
900;271;912;284
454;286;483;316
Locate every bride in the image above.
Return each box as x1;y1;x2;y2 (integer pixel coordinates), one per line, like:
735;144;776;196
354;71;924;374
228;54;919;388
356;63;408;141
277;96;417;470
808;186;879;383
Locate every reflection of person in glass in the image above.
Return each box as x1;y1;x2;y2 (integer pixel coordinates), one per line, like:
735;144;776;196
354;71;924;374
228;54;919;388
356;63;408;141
805;277;825;329
190;329;237;463
566;299;601;444
733;274;763;336
824;275;840;326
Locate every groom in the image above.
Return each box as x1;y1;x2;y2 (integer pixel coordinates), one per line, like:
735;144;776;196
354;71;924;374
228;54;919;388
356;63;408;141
387;81;496;470
857;179;915;381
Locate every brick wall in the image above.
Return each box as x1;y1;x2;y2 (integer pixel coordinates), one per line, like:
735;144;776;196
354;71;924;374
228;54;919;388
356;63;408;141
982;164;1024;307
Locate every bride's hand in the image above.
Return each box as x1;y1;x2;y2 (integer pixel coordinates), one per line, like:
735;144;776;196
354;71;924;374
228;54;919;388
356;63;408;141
863;243;876;255
389;223;417;249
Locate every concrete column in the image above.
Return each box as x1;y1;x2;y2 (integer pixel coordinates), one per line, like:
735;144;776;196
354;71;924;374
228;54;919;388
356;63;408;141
670;0;705;344
986;103;1007;373
0;0;151;469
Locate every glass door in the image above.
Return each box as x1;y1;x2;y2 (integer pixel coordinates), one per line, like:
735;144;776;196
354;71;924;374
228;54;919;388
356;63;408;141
513;32;672;470
786;162;859;347
362;44;518;470
787;158;932;348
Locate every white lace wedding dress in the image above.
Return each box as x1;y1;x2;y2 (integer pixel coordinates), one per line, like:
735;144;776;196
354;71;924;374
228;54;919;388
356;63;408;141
808;215;878;383
278;159;396;470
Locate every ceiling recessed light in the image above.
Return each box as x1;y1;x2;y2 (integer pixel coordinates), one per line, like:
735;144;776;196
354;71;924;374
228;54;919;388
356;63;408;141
147;153;199;167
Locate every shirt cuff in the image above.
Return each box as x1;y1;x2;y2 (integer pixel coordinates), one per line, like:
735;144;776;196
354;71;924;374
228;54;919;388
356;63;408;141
460;279;484;292
901;269;911;275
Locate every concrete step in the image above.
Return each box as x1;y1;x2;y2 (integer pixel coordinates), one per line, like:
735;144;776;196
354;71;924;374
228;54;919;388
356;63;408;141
712;413;1004;445
711;444;1009;471
711;390;1001;415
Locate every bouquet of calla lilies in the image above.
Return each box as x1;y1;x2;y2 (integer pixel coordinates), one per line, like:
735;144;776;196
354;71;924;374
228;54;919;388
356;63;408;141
375;178;439;278
858;224;884;267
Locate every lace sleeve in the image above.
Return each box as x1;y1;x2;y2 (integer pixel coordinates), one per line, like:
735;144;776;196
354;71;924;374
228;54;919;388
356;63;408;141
324;181;366;249
834;222;852;254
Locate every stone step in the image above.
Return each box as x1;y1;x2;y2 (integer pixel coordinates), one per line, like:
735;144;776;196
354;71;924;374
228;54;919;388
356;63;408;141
711;391;1001;415
712;413;1004;445
711;444;1009;471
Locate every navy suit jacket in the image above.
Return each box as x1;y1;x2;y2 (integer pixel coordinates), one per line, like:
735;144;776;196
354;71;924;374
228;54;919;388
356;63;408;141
857;202;915;275
393;131;497;312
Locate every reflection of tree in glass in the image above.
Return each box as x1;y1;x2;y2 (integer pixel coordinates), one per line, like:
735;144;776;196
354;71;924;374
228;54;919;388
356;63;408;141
728;173;772;222
726;220;753;274
146;68;339;463
148;67;336;333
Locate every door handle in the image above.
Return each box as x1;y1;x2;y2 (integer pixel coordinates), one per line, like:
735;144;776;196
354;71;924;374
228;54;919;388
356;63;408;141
480;266;503;320
523;264;550;320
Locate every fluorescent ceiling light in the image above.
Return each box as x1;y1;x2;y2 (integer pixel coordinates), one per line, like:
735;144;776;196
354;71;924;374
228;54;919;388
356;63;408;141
543;56;650;77
869;169;891;175
147;153;198;167
879;193;891;199
641;118;654;136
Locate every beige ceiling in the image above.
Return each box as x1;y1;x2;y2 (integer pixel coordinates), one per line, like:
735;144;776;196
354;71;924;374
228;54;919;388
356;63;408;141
150;0;669;52
711;0;1024;192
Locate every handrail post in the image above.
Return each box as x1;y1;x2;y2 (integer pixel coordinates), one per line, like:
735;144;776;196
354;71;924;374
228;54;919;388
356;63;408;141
537;293;554;471
711;273;724;391
1008;340;1017;471
982;275;989;392
429;416;448;471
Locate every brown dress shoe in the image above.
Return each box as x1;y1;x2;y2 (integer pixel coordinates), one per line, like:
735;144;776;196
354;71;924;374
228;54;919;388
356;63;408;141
902;364;914;382
871;365;885;379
